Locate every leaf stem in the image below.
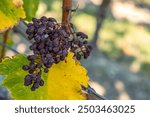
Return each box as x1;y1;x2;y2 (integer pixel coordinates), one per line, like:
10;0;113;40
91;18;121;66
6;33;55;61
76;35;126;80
1;30;9;59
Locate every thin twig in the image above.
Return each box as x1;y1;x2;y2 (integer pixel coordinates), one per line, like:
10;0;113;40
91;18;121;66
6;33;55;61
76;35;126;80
87;85;107;100
81;85;107;100
70;3;79;19
1;30;9;59
0;42;19;54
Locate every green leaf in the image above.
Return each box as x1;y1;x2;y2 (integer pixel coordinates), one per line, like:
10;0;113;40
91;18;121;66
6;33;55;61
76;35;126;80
23;0;40;21
0;54;48;100
0;0;25;32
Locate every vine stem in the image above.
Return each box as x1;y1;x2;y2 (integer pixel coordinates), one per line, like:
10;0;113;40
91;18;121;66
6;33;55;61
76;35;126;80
62;0;72;29
1;30;9;59
62;0;77;40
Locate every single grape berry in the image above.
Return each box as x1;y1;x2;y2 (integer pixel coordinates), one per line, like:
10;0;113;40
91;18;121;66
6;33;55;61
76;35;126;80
37;63;42;68
24;80;32;86
22;65;29;70
31;86;36;91
33;82;39;89
44;68;49;73
24;75;32;86
39;80;44;86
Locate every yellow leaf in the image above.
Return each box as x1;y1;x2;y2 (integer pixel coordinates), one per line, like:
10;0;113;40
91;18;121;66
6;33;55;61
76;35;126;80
48;52;89;100
0;0;25;32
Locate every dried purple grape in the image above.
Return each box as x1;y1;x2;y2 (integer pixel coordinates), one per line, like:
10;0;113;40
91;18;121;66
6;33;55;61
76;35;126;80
22;16;92;91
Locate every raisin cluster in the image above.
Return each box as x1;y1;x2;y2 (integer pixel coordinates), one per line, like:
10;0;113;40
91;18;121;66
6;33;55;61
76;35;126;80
22;16;92;91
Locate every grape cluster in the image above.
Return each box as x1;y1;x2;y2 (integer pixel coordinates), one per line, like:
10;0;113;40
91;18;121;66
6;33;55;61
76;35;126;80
70;31;92;60
22;16;92;91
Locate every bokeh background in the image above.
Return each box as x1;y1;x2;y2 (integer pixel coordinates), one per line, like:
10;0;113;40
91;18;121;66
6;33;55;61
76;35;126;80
0;0;150;99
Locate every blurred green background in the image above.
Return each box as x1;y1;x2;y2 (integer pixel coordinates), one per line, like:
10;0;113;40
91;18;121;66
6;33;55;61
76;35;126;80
0;0;150;100
35;0;150;75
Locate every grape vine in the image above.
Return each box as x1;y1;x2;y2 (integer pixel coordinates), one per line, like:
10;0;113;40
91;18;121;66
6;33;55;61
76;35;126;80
22;16;92;91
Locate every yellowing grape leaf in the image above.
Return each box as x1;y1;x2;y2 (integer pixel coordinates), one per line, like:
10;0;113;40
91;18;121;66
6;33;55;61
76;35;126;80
48;52;89;100
0;52;89;100
0;0;25;32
